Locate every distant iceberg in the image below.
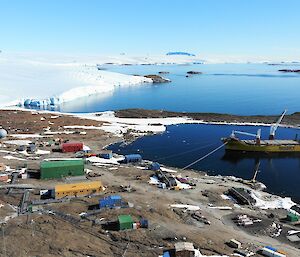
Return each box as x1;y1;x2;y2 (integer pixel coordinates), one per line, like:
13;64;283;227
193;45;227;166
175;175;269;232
166;51;196;57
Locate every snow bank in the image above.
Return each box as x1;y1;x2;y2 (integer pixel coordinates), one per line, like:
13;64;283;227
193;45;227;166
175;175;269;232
0;52;206;108
170;204;200;211
3;140;32;146
9;134;45;138
0;52;152;107
86;156;124;165
77;111;199;136
250;190;295;210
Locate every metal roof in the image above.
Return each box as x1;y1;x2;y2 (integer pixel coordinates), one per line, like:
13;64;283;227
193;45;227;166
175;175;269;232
55;181;102;193
41;159;84;168
174;242;194;252
118;215;133;224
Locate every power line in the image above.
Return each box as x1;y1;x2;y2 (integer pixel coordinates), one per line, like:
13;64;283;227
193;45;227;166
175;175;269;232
153;142;217;162
182;142;227;170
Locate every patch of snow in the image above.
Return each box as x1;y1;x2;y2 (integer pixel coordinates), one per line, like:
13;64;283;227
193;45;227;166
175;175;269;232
3;155;26;161
0;150;18;154
86;156;123;165
136;166;146;170
148;176;160;185
35;149;51;155
9;134;44;138
3;139;32;146
78;111;198;135
83;145;91;151
208;206;232;210
220;194;231;200
170;204;200;211
161;167;177;173
175;179;192;189
288;230;300;236
250;190;295;210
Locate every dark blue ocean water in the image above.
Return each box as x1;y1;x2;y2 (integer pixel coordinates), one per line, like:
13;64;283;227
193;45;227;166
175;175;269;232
59;63;300;115
109;124;300;203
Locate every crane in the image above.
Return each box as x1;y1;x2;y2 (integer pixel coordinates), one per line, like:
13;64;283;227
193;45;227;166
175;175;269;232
230;129;261;144
269;109;287;140
251;160;260;182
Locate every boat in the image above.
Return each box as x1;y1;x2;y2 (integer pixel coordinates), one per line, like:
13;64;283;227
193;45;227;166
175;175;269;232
222;110;300;153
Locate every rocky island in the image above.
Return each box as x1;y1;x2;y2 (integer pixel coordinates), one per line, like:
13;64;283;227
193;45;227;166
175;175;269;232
144;74;171;83
278;69;300;73
187;71;203;75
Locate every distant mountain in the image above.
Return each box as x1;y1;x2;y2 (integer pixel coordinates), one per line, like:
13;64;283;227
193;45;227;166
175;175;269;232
166;52;196;57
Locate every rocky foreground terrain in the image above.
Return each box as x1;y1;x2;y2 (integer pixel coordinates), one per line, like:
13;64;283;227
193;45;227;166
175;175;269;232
0;110;299;257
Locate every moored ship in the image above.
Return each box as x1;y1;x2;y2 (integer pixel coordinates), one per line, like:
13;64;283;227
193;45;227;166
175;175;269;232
222;110;300;153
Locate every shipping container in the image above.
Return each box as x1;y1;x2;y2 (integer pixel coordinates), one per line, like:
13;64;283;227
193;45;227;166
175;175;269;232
61;142;83;153
55;180;103;199
163;251;171;257
261;247;286;257
265;246;277;252
140;218;149;228
40;159;84;179
118;215;134;230
99;195;122;209
124;154;142;163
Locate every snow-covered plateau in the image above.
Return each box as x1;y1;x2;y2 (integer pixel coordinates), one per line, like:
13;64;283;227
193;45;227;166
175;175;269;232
0;52;203;108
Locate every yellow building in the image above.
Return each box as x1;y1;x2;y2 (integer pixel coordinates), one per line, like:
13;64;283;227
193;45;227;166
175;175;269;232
54;181;104;199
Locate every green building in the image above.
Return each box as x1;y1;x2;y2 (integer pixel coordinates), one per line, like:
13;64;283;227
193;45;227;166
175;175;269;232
40;159;85;179
118;215;134;230
287;212;299;222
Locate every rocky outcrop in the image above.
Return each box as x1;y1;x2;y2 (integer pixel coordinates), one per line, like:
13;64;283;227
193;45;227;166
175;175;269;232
187;71;203;75
144;74;171;83
115;108;300;127
278;69;300;73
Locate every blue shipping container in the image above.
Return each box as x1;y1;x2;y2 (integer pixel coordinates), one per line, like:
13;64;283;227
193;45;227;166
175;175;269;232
163;251;171;257
265;246;277;252
99;195;122;208
140;218;149;228
124;154;142;163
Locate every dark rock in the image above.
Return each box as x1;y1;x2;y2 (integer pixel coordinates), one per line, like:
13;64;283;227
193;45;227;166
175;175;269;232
144;74;171;83
278;69;300;73
187;71;203;75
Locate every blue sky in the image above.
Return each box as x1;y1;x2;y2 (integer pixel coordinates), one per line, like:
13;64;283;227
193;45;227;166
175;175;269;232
0;0;299;58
